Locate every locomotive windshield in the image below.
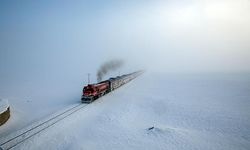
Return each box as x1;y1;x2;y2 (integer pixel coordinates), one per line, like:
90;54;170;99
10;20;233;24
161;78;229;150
83;86;93;92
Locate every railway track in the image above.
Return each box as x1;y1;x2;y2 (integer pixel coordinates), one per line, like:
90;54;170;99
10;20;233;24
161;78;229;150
0;103;88;150
0;71;144;150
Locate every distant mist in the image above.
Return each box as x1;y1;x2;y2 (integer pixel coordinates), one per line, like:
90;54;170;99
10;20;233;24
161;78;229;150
0;0;250;88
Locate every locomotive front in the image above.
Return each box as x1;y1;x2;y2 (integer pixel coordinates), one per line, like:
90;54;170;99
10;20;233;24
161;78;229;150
81;85;95;103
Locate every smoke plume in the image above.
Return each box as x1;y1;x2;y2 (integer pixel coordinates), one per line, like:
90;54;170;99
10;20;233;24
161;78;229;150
97;59;124;82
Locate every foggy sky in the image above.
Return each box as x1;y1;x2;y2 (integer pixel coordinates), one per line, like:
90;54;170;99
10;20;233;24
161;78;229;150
1;0;250;85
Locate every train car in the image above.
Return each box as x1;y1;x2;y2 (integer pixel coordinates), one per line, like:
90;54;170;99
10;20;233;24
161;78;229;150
109;71;142;91
109;77;123;90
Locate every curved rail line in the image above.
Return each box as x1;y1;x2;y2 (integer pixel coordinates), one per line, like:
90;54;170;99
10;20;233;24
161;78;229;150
0;71;144;150
0;103;87;150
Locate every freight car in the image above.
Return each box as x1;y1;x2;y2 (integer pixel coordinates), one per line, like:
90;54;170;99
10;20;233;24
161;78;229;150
81;71;143;103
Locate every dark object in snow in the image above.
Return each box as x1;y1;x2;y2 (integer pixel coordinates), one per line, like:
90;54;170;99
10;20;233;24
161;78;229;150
81;70;144;103
0;107;10;126
0;99;10;126
148;127;154;130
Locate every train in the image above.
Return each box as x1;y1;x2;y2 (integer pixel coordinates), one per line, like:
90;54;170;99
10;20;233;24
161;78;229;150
81;71;143;103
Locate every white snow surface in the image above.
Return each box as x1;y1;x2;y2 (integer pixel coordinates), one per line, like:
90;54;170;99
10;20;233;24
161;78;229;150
0;78;81;137
1;73;250;150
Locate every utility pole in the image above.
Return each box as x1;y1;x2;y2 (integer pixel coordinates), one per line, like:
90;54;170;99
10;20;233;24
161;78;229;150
87;73;90;84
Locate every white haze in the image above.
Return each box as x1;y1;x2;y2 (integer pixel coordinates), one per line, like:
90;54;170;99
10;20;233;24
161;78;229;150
0;0;250;85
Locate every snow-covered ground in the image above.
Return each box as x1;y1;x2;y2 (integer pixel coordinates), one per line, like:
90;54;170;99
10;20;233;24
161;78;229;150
0;76;83;137
1;72;250;150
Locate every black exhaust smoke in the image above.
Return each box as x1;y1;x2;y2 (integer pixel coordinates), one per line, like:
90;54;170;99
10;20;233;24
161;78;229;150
97;59;124;82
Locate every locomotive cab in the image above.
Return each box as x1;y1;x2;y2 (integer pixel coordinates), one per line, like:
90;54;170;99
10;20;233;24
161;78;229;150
81;85;95;103
83;85;94;96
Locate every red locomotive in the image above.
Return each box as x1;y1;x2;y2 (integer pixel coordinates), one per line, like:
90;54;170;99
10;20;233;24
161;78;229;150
82;82;110;103
81;71;143;103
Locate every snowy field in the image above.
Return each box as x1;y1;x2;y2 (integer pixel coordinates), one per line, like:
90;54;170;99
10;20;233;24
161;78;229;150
1;72;250;150
0;76;82;138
